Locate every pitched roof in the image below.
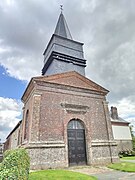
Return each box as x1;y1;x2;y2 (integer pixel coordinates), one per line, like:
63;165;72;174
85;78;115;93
6;120;22;140
54;12;72;40
110;106;130;124
111;117;130;124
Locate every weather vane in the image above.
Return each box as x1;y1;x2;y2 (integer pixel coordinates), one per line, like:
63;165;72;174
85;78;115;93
60;5;63;12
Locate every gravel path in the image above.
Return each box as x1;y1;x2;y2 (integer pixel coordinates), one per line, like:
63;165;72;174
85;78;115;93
68;165;135;180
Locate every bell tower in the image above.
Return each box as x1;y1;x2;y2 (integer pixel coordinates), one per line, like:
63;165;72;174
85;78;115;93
42;10;86;76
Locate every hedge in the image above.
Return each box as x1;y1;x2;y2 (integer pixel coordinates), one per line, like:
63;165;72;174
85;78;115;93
0;148;30;180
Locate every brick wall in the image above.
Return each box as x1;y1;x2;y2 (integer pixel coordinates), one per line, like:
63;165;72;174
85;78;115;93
21;72;119;169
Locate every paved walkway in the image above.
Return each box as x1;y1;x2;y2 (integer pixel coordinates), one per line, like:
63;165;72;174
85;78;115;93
121;159;135;163
69;165;135;180
94;170;135;180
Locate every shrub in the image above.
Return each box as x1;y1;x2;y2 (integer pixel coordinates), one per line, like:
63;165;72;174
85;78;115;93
0;148;30;180
119;150;135;158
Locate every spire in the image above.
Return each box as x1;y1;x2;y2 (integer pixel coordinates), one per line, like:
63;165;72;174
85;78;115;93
54;10;73;40
42;8;86;76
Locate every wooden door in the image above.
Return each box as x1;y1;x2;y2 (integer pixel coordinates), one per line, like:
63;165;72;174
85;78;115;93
67;120;87;166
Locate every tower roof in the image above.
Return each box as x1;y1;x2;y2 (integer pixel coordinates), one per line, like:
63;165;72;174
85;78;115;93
54;12;73;40
42;11;86;76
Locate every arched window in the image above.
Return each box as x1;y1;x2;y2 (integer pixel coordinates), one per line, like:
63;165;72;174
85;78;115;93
67;119;84;129
24;110;29;140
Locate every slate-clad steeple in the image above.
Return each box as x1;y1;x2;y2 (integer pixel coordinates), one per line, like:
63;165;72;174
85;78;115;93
54;12;72;40
42;12;86;76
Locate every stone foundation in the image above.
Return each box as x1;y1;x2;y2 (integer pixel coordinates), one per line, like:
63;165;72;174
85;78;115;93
90;141;119;165
26;142;68;170
25;140;119;169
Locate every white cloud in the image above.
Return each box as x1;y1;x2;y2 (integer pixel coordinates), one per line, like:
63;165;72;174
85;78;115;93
0;97;22;142
0;55;42;81
110;98;135;118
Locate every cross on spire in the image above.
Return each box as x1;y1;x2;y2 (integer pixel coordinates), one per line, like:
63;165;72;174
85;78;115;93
60;5;63;13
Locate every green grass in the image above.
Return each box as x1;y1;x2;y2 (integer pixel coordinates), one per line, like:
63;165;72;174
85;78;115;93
121;156;135;160
108;162;135;172
29;169;97;180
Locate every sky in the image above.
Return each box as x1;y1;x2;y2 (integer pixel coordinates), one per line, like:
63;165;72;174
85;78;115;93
0;0;135;142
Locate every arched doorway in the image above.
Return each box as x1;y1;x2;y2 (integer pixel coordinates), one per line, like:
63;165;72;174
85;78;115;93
67;119;87;166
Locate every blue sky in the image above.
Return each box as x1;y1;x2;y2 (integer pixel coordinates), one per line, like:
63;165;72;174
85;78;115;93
0;0;135;142
0;66;26;99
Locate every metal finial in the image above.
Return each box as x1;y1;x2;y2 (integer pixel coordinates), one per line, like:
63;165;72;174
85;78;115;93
60;5;63;13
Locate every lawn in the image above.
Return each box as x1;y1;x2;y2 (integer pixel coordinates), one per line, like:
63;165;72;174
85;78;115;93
121;156;135;160
108;162;135;172
29;169;97;180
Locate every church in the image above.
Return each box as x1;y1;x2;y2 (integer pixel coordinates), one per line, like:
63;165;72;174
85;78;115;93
4;11;119;169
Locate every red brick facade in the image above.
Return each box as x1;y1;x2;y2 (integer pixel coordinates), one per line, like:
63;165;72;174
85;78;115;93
20;71;119;169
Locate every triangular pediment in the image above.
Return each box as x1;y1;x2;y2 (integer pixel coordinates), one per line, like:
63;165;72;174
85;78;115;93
34;71;109;94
